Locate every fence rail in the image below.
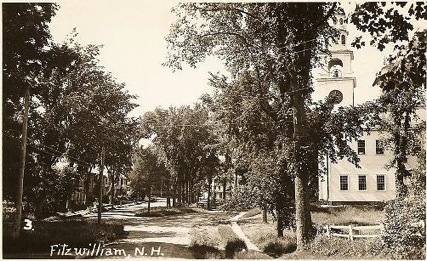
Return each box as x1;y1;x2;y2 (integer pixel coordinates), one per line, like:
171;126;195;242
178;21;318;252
325;224;383;241
324;220;426;241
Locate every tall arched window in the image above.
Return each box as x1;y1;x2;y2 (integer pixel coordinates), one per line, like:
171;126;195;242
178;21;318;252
341;35;346;45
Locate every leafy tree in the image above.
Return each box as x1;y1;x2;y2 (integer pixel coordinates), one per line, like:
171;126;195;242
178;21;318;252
368;31;426;259
141;104;220;208
350;2;427;51
34;39;140;208
130;146;168;213
164;3;383;248
350;4;426;258
3;2;58;239
350;1;426;198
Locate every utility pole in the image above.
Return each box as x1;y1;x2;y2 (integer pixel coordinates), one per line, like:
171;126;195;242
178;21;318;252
13;86;30;239
98;146;105;224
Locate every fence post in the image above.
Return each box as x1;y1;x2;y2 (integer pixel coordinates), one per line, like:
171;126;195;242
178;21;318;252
349;225;353;241
326;225;330;238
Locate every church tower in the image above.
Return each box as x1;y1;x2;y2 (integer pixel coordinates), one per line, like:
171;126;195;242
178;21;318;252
312;10;356;107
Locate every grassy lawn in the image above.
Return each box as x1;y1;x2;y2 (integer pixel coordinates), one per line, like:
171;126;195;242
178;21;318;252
134;206;199;217
3;220;126;258
311;204;384;225
237;205;388;259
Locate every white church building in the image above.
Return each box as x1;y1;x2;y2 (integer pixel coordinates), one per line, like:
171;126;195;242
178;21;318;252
312;11;423;204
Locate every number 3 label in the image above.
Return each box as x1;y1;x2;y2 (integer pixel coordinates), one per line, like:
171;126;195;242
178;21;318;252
23;219;33;230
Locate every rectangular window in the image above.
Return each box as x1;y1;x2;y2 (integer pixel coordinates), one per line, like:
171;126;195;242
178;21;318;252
377;175;385;191
358;175;367;191
376;140;384;154
358;140;366;155
340;175;349;191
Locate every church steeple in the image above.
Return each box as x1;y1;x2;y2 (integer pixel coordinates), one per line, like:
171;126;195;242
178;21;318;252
312;10;356;107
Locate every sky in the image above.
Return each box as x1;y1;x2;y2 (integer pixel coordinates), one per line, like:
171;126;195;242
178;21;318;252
49;0;225;118
47;1;423;118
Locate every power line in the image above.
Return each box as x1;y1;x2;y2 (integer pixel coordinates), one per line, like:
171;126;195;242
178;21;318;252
146;120;280;129
30;139;94;167
5;133;94;167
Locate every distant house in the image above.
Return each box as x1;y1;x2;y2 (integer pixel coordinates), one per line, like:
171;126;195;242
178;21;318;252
71;171;130;206
313;11;424;205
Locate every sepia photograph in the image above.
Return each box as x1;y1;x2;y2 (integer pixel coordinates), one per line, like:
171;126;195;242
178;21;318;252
2;1;426;259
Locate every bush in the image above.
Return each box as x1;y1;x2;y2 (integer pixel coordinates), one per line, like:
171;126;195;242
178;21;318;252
217;225;247;258
382;199;426;259
2;201;16;222
225;239;247;258
263;236;297;258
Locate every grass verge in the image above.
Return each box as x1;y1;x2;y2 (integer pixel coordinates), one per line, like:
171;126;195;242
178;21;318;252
135;207;198;217
311;205;384;225
3;220;126;256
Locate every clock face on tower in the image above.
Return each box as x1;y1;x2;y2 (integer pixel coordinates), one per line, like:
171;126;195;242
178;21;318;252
329;89;343;104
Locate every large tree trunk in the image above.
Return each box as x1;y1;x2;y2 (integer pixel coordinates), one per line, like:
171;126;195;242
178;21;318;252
222;179;227;200
13;87;30;239
277;209;284;238
263;206;268;223
147;186;152;213
109;171;115;206
166;179;171;208
97;146;105;224
172;180;177;207
207;176;212;210
291;79;312;250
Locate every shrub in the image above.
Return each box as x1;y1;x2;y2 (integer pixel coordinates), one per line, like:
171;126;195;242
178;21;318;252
382;199;426;259
225;239;247;259
217;225;247;258
2;201;16;222
263;236;297;258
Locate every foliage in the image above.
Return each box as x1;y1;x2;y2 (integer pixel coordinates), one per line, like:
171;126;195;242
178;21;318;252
2;2;58;202
225;239;247;259
263;237;297;258
382;149;426;260
374;31;425;198
24;166;79;218
217;224;247;258
129;146;169;200
3;11;140;215
165;3;376;248
141;104;220;205
219;185;258;212
350;2;427;51
2;201;17;222
382;199;425;259
3;220;126;255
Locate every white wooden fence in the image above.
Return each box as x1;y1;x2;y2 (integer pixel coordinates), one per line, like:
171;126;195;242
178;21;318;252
325;220;426;241
325;224;383;241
